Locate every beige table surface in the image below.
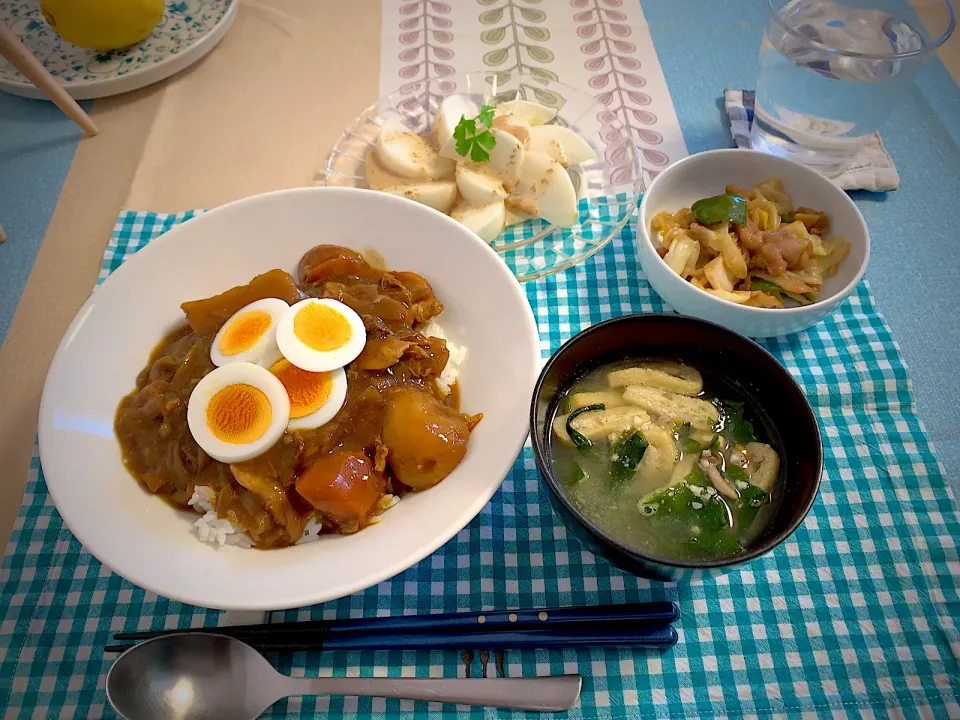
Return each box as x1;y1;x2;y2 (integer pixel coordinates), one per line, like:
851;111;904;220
0;0;957;547
0;0;381;543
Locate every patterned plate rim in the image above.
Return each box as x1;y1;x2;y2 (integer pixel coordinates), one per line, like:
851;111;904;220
0;0;237;100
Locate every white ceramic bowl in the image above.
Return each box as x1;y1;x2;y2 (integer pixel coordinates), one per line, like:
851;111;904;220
638;149;870;338
39;187;540;610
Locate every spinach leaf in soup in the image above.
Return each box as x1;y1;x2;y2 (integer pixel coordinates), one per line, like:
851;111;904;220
722;464;750;483
672;421;718;455
565;403;606;454
732;483;768;530
714;399;756;445
570;462;589;485
720;465;769;529
610;431;648;484
638;467;743;556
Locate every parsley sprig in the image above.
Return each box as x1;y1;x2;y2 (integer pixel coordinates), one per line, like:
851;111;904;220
453;104;497;162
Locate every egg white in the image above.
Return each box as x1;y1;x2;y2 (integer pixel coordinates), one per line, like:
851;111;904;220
283;365;348;431
210;298;289;367
256;343;284;370
187;362;291;463
276;298;367;372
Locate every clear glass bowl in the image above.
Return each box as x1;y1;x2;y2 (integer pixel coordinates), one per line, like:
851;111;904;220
323;71;643;282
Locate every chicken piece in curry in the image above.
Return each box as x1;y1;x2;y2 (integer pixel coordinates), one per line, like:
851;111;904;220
115;245;481;549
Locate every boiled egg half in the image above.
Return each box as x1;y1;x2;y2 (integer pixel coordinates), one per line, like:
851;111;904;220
269;359;347;430
276;298;366;372
210;298;288;367
187;362;291;463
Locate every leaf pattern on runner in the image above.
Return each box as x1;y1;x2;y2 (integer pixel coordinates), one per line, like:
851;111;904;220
396;0;457;112
571;0;669;184
478;0;561;108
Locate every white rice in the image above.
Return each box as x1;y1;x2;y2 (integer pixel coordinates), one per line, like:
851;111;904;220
188;486;253;549
186;321;465;548
295;517;324;545
189;485;325;549
422;319;466;396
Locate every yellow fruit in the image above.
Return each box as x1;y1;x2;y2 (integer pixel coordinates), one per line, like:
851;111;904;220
41;0;164;51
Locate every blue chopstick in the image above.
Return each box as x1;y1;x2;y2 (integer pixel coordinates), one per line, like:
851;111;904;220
114;601;680;643
306;624;679;651
106;624;679;654
320;601;680;634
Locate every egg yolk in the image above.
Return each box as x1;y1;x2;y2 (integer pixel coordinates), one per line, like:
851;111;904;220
270;359;333;419
206;383;273;444
293;303;352;352
218;310;272;356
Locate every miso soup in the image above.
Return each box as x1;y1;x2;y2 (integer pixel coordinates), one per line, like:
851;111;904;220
550;359;781;562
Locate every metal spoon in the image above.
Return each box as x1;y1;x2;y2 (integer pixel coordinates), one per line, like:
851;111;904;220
106;633;583;719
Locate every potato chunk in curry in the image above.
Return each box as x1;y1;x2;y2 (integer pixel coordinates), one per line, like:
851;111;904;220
383;389;481;490
296;451;386;533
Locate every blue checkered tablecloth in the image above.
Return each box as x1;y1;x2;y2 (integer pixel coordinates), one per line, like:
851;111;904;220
1;209;958;718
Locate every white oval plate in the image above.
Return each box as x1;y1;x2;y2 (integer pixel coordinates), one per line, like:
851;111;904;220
38;187;540;610
0;0;236;100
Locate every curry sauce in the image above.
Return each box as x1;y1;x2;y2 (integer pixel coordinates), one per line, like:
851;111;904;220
115;245;481;549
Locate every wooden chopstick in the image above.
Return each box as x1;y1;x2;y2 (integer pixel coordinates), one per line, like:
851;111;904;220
105;623;679;654
0;23;98;137
113;602;680;643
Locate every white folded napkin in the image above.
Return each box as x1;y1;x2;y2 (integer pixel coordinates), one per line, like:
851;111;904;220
723;89;899;192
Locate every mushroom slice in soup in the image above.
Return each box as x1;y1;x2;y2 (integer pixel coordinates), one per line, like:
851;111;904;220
704;464;739;501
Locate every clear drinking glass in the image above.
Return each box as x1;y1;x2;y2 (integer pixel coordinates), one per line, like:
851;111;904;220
752;0;956;171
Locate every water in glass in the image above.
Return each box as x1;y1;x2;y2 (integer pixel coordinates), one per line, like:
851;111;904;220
753;0;939;170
